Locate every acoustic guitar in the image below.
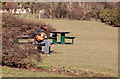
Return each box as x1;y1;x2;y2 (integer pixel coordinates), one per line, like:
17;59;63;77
35;33;47;42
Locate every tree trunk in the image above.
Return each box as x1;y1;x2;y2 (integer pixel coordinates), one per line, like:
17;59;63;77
39;12;41;19
33;8;34;18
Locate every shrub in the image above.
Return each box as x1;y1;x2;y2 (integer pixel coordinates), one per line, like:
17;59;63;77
98;8;120;26
69;6;84;20
2;13;55;68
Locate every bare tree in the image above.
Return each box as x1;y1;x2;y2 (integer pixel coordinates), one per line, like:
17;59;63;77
5;2;18;12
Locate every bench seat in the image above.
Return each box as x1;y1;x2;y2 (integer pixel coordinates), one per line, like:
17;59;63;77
16;36;57;39
65;36;75;39
16;36;33;39
65;36;75;44
17;41;33;44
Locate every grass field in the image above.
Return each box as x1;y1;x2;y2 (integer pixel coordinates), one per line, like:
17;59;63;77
2;17;118;77
2;66;69;77
33;19;118;77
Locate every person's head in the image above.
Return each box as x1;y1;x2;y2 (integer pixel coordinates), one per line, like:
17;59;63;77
41;25;47;31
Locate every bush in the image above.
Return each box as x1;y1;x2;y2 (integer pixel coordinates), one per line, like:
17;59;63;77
2;13;55;68
98;8;120;26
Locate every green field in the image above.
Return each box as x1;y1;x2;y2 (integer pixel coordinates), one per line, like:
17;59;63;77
2;18;118;77
34;19;118;77
2;66;69;77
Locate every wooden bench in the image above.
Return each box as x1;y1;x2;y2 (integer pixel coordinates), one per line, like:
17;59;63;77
50;31;76;44
15;36;56;44
13;36;56;53
65;36;75;44
50;31;70;44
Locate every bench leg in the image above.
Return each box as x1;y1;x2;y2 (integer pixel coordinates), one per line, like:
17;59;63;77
13;39;18;44
37;45;42;52
52;33;57;44
61;33;65;44
72;39;74;44
49;46;51;53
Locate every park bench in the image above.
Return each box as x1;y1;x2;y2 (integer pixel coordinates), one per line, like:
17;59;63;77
50;31;75;44
14;31;76;45
13;31;75;54
13;35;56;53
15;35;56;45
65;36;75;44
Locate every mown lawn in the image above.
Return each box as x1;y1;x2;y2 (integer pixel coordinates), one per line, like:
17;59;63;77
2;17;118;77
33;19;118;77
2;66;69;77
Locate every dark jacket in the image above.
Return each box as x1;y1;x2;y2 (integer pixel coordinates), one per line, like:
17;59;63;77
29;28;43;38
34;28;42;35
33;28;44;42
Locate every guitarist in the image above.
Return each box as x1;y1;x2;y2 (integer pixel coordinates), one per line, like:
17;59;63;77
34;25;51;54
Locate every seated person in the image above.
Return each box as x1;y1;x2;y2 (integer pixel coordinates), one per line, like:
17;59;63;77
33;25;51;54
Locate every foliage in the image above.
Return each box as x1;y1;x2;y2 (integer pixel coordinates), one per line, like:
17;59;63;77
1;2;119;26
98;8;120;26
69;6;84;20
0;2;6;9
16;2;105;20
5;2;19;10
2;13;55;68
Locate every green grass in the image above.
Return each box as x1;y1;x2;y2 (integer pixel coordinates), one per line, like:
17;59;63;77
15;13;39;18
32;19;118;77
2;66;69;77
2;15;118;77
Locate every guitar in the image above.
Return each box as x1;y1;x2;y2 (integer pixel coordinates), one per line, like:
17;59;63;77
35;33;47;42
